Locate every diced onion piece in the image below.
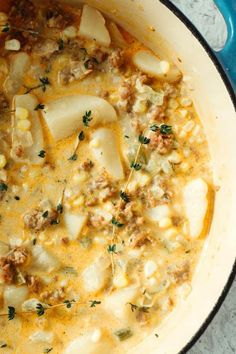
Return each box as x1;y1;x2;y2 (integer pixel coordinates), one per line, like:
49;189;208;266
64;211;87;240
4;52;30;97
146;204;171;222
29;331;54;344
31;245;60;273
5;39;21;51
4;285;29;310
12;94;45;165
183;178;209;239
63;26;77;39
42;95;117;142
82;257;110;293
90;128;124;180
104;287;138;321
78;5;111;47
64;334;112;354
133;50;181;82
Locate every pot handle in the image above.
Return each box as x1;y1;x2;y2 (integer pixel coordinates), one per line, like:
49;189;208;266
213;0;236;92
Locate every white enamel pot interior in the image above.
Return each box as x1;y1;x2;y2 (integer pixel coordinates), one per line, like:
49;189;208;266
45;0;236;353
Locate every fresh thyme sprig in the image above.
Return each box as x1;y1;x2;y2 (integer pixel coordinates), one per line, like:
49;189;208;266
0;299;101;320
1;23;39;36
24;77;50;94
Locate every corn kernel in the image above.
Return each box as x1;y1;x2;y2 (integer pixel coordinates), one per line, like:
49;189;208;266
165;227;178;239
5;39;21;51
0;154;7;169
15;107;29;120
113;272;129;288
159;217;172;229
17;119;31;131
168;151;182;164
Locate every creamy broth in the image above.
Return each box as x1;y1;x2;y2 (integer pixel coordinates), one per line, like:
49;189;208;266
0;1;213;353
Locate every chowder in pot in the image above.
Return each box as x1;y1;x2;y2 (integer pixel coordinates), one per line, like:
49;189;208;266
0;1;214;353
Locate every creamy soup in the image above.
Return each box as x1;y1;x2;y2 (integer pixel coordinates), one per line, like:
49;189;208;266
0;1;214;353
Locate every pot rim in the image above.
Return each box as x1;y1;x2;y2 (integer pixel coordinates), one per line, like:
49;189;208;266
159;1;236;353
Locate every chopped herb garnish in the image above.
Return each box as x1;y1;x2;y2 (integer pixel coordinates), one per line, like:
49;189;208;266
40;77;50;92
130;161;142;171
24;77;50;94
82;110;93;127
57;203;63;214
78;131;85;141
120;191;130;203
139;135;150;145
8;306;15;321
42;211;48;218
111;217;124;228
1;23;10;33
89;300;101;308
150;124;159;132
0;183;8;191
160;124;172;135
68;153;77;161
107;244;117;254
38;150;46;158
36;303;45;316
34;103;45;111
63;299;76;309
114;328;133;341
14;196;20;200
58;38;64;50
44;348;53;354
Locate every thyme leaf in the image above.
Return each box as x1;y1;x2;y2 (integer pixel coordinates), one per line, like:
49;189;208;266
36;303;45;316
68;153;77;161
114;328;133;341
34;103;45;111
139;135;150;145
107;244;117;254
38;150;46;158
63;299;76;309
0;182;8;191
128;303;150;313
78;131;85;141
1;23;10;33
44;349;53;354
8;306;15;321
160;124;172;135
119;191;130;203
130;161;142;171
82;110;93;127
58;38;64;50
89;300;101;308
111;217;124;228
57;203;63;214
150;124;159;132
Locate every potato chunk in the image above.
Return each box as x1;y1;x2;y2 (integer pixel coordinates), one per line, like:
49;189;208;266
42;95;117;141
78;5;111;47
64;211;87;240
183;178;209;239
133;50;181;83
4;285;29;310
82;257;110;294
90;128;124;180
